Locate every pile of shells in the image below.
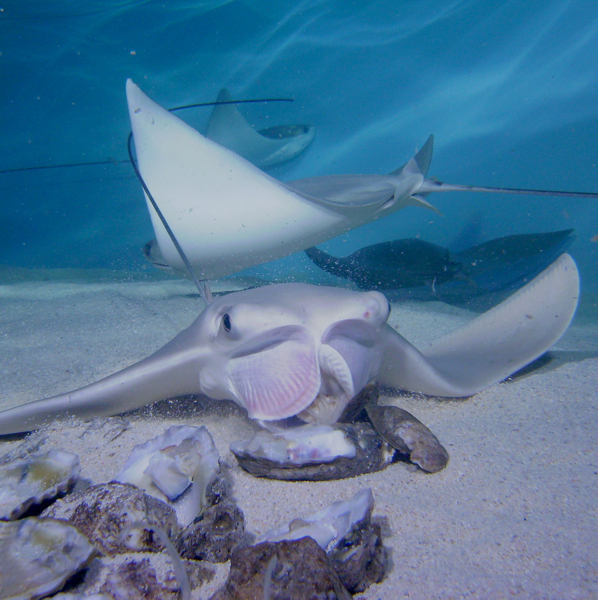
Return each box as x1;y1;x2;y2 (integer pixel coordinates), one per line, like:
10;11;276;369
0;425;241;600
0;385;446;599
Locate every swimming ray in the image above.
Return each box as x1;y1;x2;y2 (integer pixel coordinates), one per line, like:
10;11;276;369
127;81;596;280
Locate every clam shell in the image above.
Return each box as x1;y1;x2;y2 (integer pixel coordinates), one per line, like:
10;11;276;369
231;423;394;481
0;448;80;520
366;404;449;473
114;425;220;526
0;517;94;600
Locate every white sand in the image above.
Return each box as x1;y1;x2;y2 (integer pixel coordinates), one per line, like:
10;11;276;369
1;278;597;599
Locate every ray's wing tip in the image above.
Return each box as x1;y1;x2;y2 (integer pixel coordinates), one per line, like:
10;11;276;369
125;78;149;115
126;77;139;97
549;252;579;291
556;252;580;305
516;253;579;331
514;252;579;307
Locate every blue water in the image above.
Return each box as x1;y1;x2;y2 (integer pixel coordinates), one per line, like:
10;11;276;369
1;0;597;292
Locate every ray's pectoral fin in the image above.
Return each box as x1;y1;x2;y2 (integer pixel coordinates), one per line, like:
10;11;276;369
0;323;208;436
224;329;322;421
378;254;579;396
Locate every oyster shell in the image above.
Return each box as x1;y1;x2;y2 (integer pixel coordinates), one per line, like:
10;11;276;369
366;404;449;473
90;555;183;600
52;595;111;600
210;537;352;600
262;488;374;551
41;482;179;556
231;423;394;481
114;425;220;526
233;425;356;463
0;448;80;520
0;517;94;600
328;518;386;593
261;488;386;593
56;554;217;600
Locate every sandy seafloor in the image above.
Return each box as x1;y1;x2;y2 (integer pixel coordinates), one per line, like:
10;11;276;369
1;272;597;600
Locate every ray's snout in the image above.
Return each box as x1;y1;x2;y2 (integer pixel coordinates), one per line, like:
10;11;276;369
360;291;391;325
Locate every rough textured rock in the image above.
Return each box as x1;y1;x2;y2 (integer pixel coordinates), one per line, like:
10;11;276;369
210;537;352;600
366;404;449;472
329;521;387;594
64;552;217;600
178;499;247;563
41;482;179;555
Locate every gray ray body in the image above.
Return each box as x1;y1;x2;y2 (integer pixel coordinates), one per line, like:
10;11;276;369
0;254;578;435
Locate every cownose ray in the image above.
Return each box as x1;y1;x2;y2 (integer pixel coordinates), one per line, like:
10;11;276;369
127;79;442;281
205;88;316;168
126;80;598;281
0;253;578;436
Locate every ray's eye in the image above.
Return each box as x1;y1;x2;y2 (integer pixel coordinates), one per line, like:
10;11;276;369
222;313;232;332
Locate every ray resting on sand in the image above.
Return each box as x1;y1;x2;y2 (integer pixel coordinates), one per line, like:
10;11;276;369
0;253;579;435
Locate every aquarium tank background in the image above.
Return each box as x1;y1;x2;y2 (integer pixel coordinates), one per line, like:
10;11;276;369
1;0;597;293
